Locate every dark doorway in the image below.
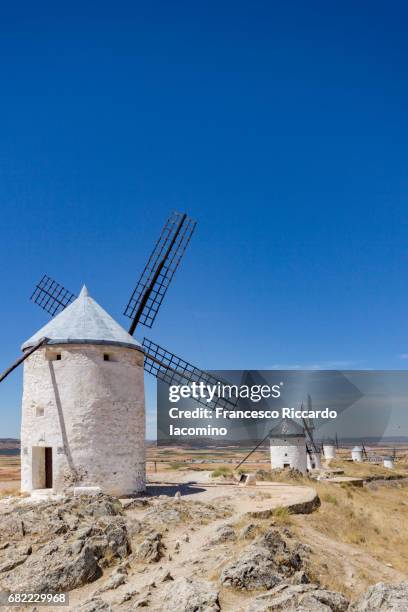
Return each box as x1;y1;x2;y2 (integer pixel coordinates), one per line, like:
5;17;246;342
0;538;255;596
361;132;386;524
45;447;53;488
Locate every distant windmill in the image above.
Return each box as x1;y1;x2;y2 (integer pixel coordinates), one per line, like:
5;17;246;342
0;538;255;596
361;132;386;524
236;408;316;474
0;210;235;412
236;417;308;474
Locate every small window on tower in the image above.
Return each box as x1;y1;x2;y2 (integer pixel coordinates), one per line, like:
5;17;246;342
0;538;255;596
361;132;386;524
104;354;110;362
36;406;44;417
46;350;62;361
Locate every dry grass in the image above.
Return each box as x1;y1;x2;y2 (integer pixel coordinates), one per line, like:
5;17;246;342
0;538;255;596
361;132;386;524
0;456;20;481
211;467;233;478
167;461;187;470
146;444;270;474
329;458;408;480
0;488;27;498
297;479;408;574
307;563;356;599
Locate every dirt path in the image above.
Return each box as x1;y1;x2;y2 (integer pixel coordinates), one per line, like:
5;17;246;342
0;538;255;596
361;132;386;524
146;469;318;513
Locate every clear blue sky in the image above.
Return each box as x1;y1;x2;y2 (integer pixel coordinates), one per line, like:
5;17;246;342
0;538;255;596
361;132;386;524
1;2;408;438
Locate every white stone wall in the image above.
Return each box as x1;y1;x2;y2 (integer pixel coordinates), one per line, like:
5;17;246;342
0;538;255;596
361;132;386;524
383;458;394;469
351;450;363;462
270;436;307;474
323;444;336;459
21;344;145;496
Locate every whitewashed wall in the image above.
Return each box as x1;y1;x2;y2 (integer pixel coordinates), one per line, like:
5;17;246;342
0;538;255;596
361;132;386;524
21;344;145;496
323;444;336;459
270;436;307;474
351;449;363;462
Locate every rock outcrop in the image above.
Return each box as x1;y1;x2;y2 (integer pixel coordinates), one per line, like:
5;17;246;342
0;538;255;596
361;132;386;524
163;577;220;612
210;525;236;545
73;597;112;611
143;499;231;527
0;494;130;592
247;583;349;611
2;492;407;612
135;531;165;563
220;528;307;591
349;581;408;611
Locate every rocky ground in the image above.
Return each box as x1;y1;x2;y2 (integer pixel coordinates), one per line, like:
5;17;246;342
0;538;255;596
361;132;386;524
0;484;407;611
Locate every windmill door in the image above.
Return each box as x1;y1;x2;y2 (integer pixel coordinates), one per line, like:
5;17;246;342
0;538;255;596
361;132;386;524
45;447;53;488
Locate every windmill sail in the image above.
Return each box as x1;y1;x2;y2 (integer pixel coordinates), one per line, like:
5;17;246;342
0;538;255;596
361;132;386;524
235;430;271;470
31;275;77;317
302;416;319;454
303;395;320;453
142;338;237;411
306;394;315;437
124;211;196;334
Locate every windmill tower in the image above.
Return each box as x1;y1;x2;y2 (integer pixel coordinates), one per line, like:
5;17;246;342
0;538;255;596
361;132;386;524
351;446;363;462
235;402;319;476
20;286;145;496
1;211;238;496
323;439;337;460
383;455;394;469
269;419;307;474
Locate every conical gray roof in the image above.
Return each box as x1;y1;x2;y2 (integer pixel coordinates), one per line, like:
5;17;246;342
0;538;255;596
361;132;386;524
269;418;305;438
22;286;142;352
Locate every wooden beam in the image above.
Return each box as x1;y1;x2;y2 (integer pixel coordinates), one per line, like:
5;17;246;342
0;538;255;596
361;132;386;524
0;337;48;384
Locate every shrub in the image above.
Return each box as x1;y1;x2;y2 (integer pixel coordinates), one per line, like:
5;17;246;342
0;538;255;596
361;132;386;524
211;466;232;477
168;461;186;470
272;506;292;524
